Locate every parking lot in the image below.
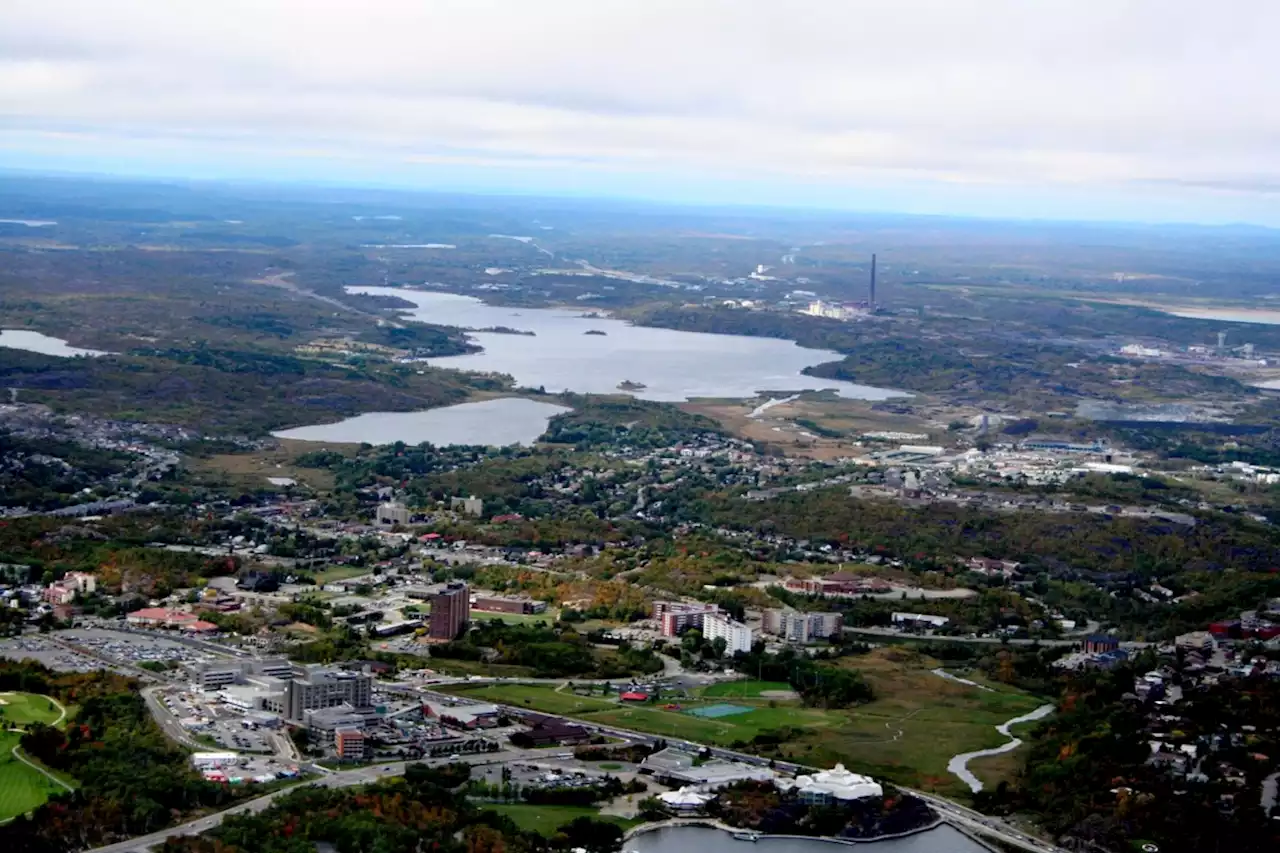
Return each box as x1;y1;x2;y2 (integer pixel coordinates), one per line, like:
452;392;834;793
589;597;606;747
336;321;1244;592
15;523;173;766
56;628;228;670
0;636;109;673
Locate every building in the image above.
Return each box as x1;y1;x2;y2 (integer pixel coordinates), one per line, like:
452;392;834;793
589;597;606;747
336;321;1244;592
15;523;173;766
763;610;843;644
891;612;950;630
1175;631;1216;653
423;700;501;729
335;728;367;760
284;665;372;722
42;584;76;605
653;601;720;637
703;613;754;655
450;495;484;517
429;581;471;640
657;788;714;812
376;501;411;527
782;572;891;598
1083;634;1121;654
781;764;882;803
196;658;294;691
509;715;591;748
127;607;200;628
191;752;239;769
473;595;547;616
641;750;775;789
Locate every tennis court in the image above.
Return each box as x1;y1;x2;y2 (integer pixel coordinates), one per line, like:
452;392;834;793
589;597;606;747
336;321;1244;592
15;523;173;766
686;703;753;719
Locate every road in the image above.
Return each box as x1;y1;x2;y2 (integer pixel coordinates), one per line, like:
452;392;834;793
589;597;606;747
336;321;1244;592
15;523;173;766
83;750;540;853
844;626;1151;649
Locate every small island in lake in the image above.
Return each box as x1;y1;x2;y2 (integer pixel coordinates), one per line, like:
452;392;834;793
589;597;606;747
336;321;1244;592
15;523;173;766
617;379;647;391
584;329;608;336
469;326;536;336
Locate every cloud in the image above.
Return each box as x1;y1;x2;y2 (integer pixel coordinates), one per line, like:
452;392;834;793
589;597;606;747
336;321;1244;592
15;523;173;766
0;0;1278;218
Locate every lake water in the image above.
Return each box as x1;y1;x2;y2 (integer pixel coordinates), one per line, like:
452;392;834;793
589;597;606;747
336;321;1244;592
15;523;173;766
0;329;108;357
271;397;570;446
0;219;57;227
626;825;989;853
349;287;905;402
1164;307;1280;325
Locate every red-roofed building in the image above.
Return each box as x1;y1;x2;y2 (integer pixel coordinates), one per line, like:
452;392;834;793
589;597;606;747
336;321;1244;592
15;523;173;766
620;691;649;702
127;607;199;627
182;620;220;634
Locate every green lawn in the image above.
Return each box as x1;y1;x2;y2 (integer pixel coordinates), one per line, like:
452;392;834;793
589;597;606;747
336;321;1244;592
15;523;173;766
702;680;795;699
471;610;559;626
444;648;1046;800
0;731;67;822
481;803;639;835
0;693;65;727
311;564;374;585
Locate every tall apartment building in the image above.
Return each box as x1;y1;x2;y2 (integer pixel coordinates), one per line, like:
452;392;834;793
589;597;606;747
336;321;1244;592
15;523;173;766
763;610;844;644
703;613;755;656
653;601;720;637
284;665;373;721
429;581;471;640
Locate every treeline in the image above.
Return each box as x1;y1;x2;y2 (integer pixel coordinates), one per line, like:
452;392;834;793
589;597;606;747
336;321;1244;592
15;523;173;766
431;620;663;679
979;664;1280;853
0;662;257;853
156;762;628;853
540;395;725;450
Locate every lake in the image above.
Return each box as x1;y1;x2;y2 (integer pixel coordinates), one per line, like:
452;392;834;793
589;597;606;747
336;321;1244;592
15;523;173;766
1155;306;1280;325
0;329;108;357
271;397;570;446
626;825;989;853
348;287;905;402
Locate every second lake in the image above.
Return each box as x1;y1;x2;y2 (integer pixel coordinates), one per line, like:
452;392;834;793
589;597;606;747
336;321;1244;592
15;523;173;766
349;287;906;402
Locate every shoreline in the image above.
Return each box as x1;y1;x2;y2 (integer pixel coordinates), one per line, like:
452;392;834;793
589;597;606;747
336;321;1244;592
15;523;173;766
623;814;946;847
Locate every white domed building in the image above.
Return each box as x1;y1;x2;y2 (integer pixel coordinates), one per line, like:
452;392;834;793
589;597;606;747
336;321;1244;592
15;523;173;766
779;764;883;805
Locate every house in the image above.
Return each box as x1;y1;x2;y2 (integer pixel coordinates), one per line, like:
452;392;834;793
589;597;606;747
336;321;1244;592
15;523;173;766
891;612;949;630
619;691;650;702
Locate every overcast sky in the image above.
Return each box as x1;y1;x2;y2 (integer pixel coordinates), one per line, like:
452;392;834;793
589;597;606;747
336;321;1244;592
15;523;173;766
2;1;1278;224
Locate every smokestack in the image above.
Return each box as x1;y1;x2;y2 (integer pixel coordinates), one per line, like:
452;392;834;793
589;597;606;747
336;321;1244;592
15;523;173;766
869;254;877;310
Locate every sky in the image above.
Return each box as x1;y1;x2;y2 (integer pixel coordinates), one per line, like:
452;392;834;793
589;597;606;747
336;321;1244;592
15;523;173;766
1;0;1278;225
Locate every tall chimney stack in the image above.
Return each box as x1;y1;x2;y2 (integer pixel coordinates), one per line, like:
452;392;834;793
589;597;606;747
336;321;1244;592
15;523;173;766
869;253;877;310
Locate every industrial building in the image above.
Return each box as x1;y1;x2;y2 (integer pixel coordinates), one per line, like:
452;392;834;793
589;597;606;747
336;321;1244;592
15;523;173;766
763;609;843;644
423;700;501;729
429;581;471;640
653;601;720;637
890;612;950;630
473;595;547;615
703;612;754;655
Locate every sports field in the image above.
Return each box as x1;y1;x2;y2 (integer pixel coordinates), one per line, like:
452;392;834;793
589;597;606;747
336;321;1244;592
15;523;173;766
0;692;66;727
0;731;69;822
444;648;1046;799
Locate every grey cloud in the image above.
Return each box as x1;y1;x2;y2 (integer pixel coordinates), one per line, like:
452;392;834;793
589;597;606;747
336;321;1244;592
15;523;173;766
0;0;1277;207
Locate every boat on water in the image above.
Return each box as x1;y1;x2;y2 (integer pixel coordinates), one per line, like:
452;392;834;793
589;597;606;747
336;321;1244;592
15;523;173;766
731;830;761;842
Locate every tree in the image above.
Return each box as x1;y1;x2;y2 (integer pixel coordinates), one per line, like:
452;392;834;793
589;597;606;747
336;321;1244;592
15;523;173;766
554;816;624;853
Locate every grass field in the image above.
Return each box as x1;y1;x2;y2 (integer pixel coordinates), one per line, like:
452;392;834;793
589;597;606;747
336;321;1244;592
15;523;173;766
470;610;560;626
311;564;374;585
0;731;67;822
480;803;640;835
445;648;1045;799
702;680;794;699
0;693;64;727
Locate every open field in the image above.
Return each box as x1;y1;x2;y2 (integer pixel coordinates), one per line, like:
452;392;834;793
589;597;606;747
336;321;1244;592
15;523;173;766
0;692;64;727
310;564;375;585
190;439;353;492
470;609;560;626
0;731;67;822
445;649;1044;799
480;803;640;835
701;680;795;699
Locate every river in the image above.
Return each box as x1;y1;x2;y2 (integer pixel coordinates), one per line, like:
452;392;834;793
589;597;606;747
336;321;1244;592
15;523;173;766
626;824;990;853
271;397;570;446
348;287;905;402
946;704;1055;793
